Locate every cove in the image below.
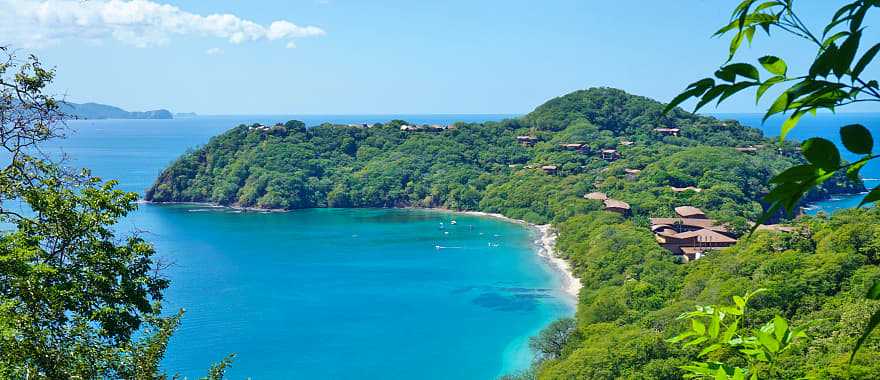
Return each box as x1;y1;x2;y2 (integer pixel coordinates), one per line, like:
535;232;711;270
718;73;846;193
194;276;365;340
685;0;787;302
126;205;572;378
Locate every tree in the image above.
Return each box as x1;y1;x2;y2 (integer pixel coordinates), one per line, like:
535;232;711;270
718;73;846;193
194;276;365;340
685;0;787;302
664;0;880;364
529;318;577;362
0;48;230;378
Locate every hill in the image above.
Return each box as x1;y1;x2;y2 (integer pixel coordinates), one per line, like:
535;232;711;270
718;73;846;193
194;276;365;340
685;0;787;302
145;87;877;379
61;102;173;120
145;88;859;225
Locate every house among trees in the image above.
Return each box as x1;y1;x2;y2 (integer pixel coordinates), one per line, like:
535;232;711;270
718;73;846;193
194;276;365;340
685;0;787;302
756;224;798;233
653;127;681;136
624;168;641;180
620;140;635;146
674;206;707;219
657;228;737;262
735;146;759;154
600;149;620;161
670;186;703;193
541;165;558;175
517;136;539;147
603;199;631;215
401;124;447;132
584;192;608;200
650;208;737;262
559;143;587;152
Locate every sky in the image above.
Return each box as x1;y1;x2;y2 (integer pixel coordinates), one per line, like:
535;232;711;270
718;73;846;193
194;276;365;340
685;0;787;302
1;0;879;115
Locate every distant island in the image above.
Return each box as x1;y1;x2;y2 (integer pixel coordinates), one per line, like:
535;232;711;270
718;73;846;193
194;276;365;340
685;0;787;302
175;112;198;118
61;102;173;120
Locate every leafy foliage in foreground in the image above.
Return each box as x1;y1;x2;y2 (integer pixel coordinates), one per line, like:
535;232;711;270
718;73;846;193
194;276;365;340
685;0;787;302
0;48;230;378
146;88;861;227
531;208;880;379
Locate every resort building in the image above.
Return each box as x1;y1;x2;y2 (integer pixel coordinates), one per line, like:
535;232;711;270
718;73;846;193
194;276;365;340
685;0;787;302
517;136;539;147
600;149;620;161
624;168;641;180
603;199;631;215
400;125;419;131
541;165;558;175
670;186;703;193
559;143;587;152
584;192;608;200
620;140;635;146
655;228;738;262
674;206;707;219
650;206;738;262
653;127;681;136
735;146;759;154
583;192;630;215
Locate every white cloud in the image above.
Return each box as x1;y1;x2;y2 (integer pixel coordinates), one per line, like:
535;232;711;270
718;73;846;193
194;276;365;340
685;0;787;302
205;47;223;55
0;0;326;48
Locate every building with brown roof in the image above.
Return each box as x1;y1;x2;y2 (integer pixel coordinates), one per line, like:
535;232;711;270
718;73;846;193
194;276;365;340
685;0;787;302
584;192;608;200
541;165;558;175
517;136;539;147
600;149;620;161
653;128;681;136
674;206;707;219
603;199;630;215
656;228;737;262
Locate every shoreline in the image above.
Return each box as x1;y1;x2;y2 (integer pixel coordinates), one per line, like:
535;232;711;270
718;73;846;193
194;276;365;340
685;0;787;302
451;210;582;302
142;201;583;302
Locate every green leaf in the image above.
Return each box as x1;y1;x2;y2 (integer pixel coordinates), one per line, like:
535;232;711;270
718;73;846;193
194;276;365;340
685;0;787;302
773;316;788;341
840;124;873;154
756;76;784;103
852;43;880;79
764;92;789;123
696;85;730;112
715;366;728;380
699;343;723;357
847;159;869;181
859;187;880;207
801;138;841;171
850;307;880;364
693;319;707;335
709;315;721;338
757;331;780;352
733;295;746;308
867;280;880;300
723;320;740;342
725;63;761;81
771;164;818;184
810;44;838;78
834;30;861;78
663;79;716;114
780;110;806;141
758;56;787;75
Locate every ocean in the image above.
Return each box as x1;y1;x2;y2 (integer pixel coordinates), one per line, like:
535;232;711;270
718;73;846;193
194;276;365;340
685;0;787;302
715;112;880;214
37;112;879;378
43;114;573;379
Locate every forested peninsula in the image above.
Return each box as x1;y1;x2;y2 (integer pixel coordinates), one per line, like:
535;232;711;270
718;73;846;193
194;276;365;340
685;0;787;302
146;88;880;378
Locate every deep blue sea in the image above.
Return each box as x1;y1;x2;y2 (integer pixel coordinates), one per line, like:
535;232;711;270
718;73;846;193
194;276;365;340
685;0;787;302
715;112;880;214
42;114;578;379
34;112;878;379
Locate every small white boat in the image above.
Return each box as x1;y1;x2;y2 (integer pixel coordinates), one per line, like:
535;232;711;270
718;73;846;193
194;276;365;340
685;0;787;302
450;220;457;225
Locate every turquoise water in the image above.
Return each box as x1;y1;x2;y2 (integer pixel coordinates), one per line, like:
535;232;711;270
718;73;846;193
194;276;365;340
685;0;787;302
38;112;878;378
42;115;574;379
721;113;880;214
